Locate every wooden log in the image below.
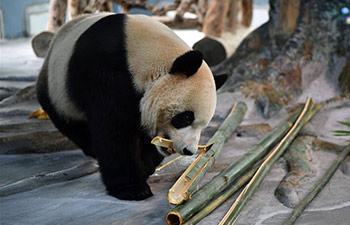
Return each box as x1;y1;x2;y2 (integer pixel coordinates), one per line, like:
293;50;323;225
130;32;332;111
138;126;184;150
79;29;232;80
196;0;208;25
278;0;300;34
175;0;196;21
47;0;67;32
283;144;350;225
152;16;198;28
202;0;230;37
68;0;88;19
226;0;240;33
275;135;314;208
241;0;252;27
84;0;113;14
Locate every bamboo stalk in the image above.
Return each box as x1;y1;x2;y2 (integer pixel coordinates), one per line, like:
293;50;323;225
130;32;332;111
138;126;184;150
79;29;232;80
219;98;318;225
166;107;302;225
183;160;263;225
167;102;247;205
282;144;350;225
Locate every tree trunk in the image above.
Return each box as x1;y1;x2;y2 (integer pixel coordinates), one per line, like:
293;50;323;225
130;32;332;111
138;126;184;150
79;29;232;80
241;0;252;27
47;0;67;32
68;0;89;19
175;0;196;21
213;0;350;118
202;0;231;37
226;0;240;33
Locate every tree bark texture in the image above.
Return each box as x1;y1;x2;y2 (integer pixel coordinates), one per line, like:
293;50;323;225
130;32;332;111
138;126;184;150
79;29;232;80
68;0;89;19
47;0;67;32
202;0;231;37
213;0;350;118
241;0;252;27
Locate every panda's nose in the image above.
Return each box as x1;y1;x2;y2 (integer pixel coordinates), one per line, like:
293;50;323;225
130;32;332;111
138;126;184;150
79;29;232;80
183;148;193;155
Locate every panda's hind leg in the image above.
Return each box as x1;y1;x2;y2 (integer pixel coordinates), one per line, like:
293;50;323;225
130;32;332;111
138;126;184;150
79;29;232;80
36;70;94;158
43;106;95;158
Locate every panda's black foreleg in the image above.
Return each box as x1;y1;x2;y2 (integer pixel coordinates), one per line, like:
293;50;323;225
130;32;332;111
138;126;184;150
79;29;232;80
87;98;153;201
139;132;164;176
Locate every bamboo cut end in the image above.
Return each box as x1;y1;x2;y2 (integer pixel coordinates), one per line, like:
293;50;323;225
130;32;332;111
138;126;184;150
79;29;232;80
28;108;50;120
167;150;207;205
167;180;189;205
166;211;183;225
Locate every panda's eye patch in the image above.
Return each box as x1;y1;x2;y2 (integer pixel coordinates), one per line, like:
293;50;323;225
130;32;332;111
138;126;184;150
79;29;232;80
171;111;195;129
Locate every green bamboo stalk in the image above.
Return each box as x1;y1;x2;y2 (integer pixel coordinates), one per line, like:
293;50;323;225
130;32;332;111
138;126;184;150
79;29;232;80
166;107;302;225
283;143;350;225
168;102;247;205
186;102;248;193
220;98;318;225
183;160;263;225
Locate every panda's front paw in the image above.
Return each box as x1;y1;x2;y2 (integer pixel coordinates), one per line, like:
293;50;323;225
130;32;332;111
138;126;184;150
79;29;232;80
107;182;153;200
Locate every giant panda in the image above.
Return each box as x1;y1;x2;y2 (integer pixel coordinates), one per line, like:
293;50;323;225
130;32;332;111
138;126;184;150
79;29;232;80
36;13;226;200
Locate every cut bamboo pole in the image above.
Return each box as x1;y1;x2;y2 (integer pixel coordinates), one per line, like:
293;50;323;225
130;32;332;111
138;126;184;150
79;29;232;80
167;102;247;205
282;143;350;225
183;159;264;225
166;107;302;225
219;98;318;225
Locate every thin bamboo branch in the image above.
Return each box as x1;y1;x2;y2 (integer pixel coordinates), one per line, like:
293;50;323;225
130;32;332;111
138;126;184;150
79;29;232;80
156;155;183;171
167;102;247;205
282;143;350;225
166;107;302;225
220;98;318;225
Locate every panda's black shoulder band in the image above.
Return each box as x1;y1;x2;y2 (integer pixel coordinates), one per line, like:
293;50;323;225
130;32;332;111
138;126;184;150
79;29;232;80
170;50;203;77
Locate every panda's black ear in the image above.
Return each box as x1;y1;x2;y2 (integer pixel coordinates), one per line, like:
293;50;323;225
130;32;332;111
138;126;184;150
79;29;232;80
170;50;203;77
213;74;228;90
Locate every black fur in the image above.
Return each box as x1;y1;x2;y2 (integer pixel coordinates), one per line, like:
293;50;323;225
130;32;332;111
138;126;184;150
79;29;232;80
169;50;203;77
213;74;228;90
192;37;227;67
37;14;164;200
171;111;194;129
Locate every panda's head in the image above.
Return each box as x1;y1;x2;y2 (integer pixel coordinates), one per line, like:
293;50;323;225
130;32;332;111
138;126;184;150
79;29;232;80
140;50;226;156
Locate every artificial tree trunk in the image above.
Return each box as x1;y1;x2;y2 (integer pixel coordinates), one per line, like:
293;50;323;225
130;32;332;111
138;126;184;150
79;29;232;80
47;0;67;32
213;0;350;118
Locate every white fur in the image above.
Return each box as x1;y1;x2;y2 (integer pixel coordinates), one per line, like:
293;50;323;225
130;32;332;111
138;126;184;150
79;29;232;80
47;13;112;121
125;14;191;93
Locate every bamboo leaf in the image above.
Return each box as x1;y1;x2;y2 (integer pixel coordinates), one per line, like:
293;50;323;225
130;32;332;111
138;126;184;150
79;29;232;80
333;130;350;136
337;121;350;127
283;144;350;225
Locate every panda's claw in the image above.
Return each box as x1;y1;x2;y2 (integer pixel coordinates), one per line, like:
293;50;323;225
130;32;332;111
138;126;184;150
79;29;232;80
107;183;153;200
